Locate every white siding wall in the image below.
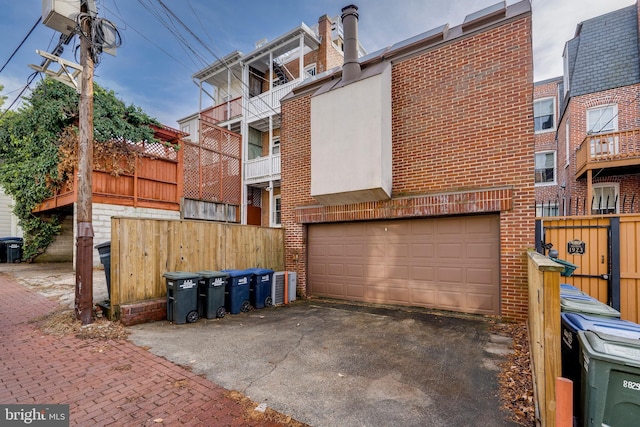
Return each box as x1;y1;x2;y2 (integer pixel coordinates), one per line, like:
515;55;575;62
0;188;22;237
74;203;181;267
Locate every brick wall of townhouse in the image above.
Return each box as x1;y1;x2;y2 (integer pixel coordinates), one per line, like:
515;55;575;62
534;79;562;209
558;84;640;212
282;12;534;320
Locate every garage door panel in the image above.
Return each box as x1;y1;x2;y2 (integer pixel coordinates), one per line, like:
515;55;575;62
411;288;436;305
346;264;364;278
437;289;465;310
308;215;500;315
466;267;495;285
411;243;435;258
437;266;464;283
438;243;464;259
466;293;497;314
466;242;497;259
411;266;434;281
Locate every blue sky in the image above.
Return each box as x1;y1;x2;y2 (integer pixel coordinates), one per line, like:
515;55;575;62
0;0;636;127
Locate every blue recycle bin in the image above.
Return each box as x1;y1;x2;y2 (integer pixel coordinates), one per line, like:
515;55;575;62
221;269;252;314
560;283;586;296
247;268;274;309
561;313;640;426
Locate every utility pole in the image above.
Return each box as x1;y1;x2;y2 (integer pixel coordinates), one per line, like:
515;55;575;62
75;1;94;325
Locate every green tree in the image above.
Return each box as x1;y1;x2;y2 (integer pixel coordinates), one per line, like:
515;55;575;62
0;78;161;260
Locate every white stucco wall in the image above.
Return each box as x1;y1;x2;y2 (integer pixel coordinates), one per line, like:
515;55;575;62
310;63;392;205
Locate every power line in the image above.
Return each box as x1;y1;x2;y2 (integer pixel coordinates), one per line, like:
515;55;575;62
0;17;42;74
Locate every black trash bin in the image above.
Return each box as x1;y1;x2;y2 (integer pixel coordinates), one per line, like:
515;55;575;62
4;238;23;263
196;270;229;319
0;237;19;263
221;269;252;314
247;268;274;309
95;241;111;301
163;272;201;324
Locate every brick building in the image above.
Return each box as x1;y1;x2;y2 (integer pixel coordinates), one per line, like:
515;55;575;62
178;13;360;227
556;3;640;215
534;76;563;215
281;2;534;321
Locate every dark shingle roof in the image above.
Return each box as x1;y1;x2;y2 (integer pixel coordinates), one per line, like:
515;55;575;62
566;4;640;97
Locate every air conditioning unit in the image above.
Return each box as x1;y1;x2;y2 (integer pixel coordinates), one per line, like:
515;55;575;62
272;272;296;305
42;0;80;36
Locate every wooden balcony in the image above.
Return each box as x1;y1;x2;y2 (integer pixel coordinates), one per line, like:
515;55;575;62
34;126;185;213
575;129;640;178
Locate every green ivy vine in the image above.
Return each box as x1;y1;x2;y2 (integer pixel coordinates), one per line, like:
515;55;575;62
0;78;161;261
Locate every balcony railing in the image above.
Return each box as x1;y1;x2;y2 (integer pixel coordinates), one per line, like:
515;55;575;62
247;80;301;122
575;129;640;178
201;97;243;124
245;154;281;184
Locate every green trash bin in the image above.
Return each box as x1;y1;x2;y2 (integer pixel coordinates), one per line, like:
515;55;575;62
560;296;621;318
164;272;201;324
550;256;579;276
196;271;228;319
578;330;640;427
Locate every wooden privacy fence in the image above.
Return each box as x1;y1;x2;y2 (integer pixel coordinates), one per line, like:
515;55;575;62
537;214;640;323
528;251;564;427
109;217;284;317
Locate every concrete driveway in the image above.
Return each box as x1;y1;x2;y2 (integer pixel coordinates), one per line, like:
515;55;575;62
128;299;518;427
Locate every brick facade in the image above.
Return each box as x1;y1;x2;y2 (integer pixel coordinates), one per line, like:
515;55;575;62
558;84;640;213
534;78;563;210
281;10;534;320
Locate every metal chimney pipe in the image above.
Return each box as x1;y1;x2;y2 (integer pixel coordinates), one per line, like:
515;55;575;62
341;4;361;83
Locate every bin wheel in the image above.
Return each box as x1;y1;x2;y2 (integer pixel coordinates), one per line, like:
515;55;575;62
265;296;273;307
216;306;226;318
241;301;250;312
186;310;199;323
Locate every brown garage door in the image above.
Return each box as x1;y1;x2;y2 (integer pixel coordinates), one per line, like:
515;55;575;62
308;215;500;315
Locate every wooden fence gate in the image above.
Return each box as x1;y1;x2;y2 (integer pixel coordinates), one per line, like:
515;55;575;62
536;215;640;323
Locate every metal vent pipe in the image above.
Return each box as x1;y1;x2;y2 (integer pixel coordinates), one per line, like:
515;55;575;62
341;4;361;83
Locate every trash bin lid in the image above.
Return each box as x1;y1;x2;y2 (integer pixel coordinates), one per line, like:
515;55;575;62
560;293;597;302
578;330;640;367
95;241;111;250
0;237;23;242
562;313;640;339
246;268;274;275
221;269;253;278
163;271;201;280
560;297;621;318
196;270;229;279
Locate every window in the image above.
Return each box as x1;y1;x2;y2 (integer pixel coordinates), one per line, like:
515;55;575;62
587;105;619;156
536;204;559;217
271;136;280;155
534;97;555;132
565;119;570;167
591;183;619;214
304;63;317;78
587;105;617;134
535;151;556;185
272;195;281;226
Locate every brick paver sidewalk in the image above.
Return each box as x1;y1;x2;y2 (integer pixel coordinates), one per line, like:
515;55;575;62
0;273;286;426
